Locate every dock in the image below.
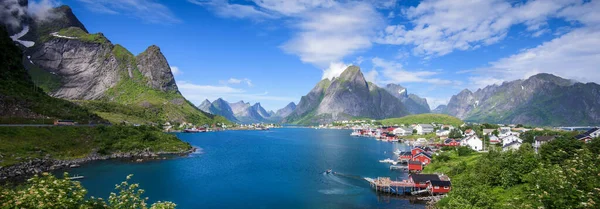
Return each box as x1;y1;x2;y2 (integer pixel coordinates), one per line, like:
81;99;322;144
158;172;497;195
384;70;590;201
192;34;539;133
365;177;420;195
390;165;408;170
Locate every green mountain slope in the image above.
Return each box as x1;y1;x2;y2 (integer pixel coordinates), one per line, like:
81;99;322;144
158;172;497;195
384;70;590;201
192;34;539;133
380;114;464;127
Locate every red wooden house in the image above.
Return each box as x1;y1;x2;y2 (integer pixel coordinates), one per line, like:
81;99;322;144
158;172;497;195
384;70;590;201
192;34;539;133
428;180;451;194
412;152;432;165
386;127;396;132
408;160;423;173
411;147;425;156
409;174;440;189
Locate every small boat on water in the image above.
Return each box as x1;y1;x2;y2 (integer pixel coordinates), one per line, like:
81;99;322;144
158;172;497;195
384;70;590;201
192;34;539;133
69;164;80;168
67;175;84;180
183;127;206;133
393;149;401;155
379;158;398;165
350;131;361;136
326;169;333;174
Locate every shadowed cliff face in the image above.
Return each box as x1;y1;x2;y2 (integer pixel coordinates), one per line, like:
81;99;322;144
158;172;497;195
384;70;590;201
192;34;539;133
445;73;600;126
383;83;431;114
285;66;409;124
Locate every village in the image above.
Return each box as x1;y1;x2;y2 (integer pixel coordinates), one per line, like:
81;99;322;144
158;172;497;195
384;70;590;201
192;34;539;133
344;120;600;198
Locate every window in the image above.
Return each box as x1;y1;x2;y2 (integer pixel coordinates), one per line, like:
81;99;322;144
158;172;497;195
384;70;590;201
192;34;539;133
444;186;449;189
434;186;439;189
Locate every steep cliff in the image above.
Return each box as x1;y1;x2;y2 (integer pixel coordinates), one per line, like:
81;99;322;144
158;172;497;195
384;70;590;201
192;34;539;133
284;66;409;124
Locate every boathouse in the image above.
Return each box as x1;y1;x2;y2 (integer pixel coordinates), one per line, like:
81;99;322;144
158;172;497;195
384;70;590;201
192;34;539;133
409;174;440;188
428;180;451;194
444;139;460;146
398;151;412;162
408;160;423;173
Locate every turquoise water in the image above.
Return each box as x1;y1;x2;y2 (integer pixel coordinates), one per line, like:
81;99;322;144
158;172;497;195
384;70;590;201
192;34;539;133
67;128;424;208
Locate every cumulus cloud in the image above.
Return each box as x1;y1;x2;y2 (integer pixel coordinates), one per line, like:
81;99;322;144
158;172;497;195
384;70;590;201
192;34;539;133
1;0;60;30
370;57;460;85
376;0;578;57
321;62;349;80
220;78;253;87
76;0;181;24
470;27;600;89
28;0;61;21
170;66;182;76
281;2;384;67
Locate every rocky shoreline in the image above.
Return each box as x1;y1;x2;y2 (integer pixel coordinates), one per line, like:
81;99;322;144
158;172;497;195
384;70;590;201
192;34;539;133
0;147;196;182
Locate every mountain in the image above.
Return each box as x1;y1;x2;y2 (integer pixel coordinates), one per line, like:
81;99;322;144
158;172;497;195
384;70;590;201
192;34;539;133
199;99;283;124
274;102;296;118
432;105;448;114
8;4;227;125
444;73;600;126
284;66;409;124
0;26;102;124
383;84;431;114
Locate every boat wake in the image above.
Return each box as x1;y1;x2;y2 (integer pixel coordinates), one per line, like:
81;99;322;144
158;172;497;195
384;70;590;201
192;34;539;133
319;171;366;195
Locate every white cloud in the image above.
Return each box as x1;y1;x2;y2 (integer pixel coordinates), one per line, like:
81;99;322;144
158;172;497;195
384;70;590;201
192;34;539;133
220;78;253;87
188;0;275;19
424;97;449;110
28;0;61;21
469;27;600;88
281;2;384;67
321;62;349;80
170;66;182;76
76;0;181;24
376;0;578;57
370;57;460;85
250;0;335;16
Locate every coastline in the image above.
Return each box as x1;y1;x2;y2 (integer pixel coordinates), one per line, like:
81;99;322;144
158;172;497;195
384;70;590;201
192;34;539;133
0;147;196;182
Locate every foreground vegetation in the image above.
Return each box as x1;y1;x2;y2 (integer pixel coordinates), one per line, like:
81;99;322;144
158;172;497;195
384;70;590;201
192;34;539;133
426;136;600;208
0;173;176;208
380;114;464;127
0;126;191;166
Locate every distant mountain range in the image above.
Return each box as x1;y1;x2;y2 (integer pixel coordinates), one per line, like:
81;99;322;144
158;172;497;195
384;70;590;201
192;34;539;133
441;73;600;126
3;3;227;125
283;66;429;124
199;99;296;124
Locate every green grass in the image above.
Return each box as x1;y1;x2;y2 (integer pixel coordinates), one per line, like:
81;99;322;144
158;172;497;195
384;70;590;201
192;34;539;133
56;27;108;44
0;126;191;166
380;113;463;127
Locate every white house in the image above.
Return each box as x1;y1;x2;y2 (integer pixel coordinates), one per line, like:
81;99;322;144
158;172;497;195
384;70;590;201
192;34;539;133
498;127;514;137
415;124;434;135
533;136;556;152
501;135;523;147
575;128;600;143
435;129;450;137
393;127;413;136
489;135;501;144
503;141;522;151
461;135;483;151
464;129;475;136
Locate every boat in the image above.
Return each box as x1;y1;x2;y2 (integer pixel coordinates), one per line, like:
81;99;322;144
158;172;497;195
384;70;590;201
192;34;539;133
393;149;401;155
379;158;398;165
183;127;206;133
67;175;84;180
350;131;361;136
326;169;333;174
69;164;80;168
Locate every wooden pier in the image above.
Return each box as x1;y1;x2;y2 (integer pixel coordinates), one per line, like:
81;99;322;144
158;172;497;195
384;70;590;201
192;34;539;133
365;177;421;195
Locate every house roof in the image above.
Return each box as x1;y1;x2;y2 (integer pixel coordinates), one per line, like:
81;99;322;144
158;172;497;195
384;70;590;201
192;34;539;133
535;136;556;142
444;139;454;144
418;124;434;128
575;128;599;139
413;152;432;159
483;129;495;134
411;174;440;183
399;151;412;156
408;160;422;165
429;180;452;187
502;140;522;148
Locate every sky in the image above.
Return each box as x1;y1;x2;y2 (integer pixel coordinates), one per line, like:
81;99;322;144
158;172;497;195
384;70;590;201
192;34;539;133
37;0;600;111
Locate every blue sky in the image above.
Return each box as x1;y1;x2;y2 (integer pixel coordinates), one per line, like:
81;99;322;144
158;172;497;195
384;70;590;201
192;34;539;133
51;0;599;111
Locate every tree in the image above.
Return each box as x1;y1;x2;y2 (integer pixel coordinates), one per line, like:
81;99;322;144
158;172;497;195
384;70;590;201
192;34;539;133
492;130;499;137
412;129;417;134
449;129;462;138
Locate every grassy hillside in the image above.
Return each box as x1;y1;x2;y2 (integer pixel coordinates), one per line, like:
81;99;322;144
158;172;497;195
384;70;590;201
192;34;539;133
380;113;463;127
0;27;103;124
0;126;191;166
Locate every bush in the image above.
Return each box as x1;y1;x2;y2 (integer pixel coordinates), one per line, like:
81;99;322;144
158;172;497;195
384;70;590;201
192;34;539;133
0;173;177;209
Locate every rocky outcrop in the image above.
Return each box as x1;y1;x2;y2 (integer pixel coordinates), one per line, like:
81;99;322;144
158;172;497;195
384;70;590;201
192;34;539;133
383;84;430;114
445;73;600;126
285;66;409;124
28;36;121;100
432;105;448;114
274;102;296;118
198;98;238;122
136;45;178;92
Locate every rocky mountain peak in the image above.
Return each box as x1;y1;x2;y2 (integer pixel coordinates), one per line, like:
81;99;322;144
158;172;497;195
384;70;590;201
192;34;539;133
528;73;574;86
337;65;364;81
135;45;178;92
